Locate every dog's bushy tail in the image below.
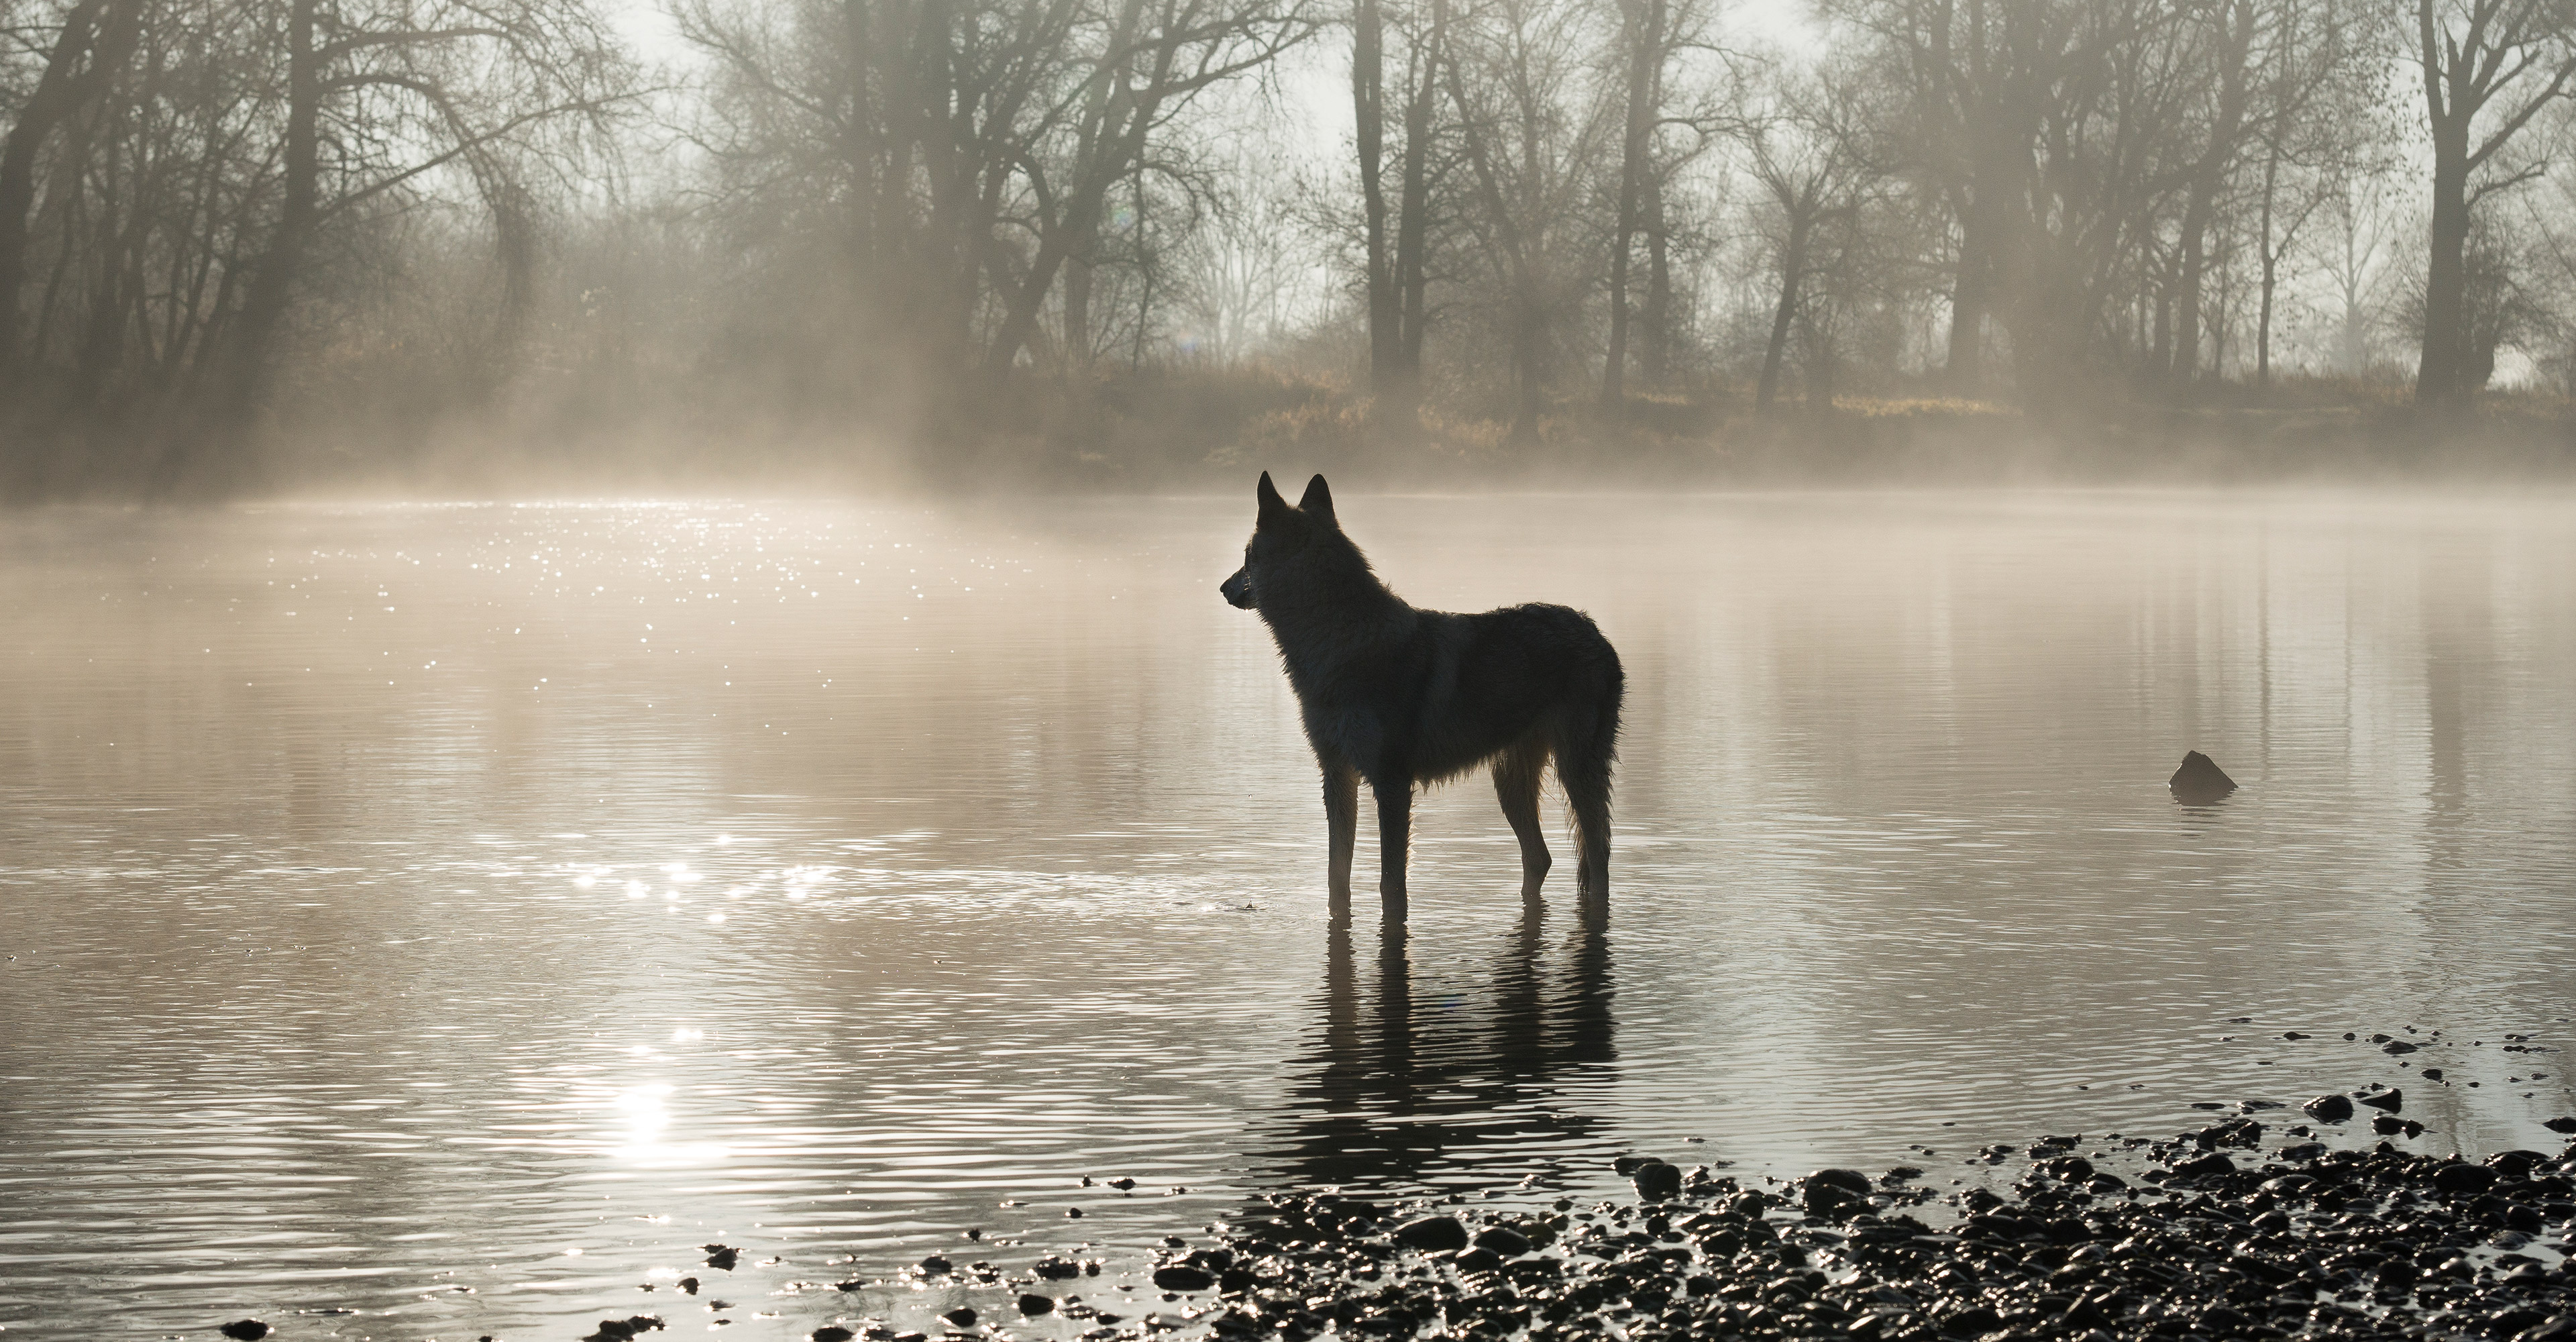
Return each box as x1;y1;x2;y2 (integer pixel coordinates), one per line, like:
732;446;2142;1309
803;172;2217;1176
1558;631;1624;898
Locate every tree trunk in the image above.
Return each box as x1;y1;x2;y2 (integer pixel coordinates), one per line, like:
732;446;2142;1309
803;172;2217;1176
1509;289;1543;443
2416;135;2470;407
2172;203;2208;384
0;0;135;389
1946;205;1988;392
1757;215;1807;415
1387;0;1442;423
1063;250;1093;370
1353;0;1396;393
2256;149;2277;389
223;0;319;422
1640;169;1670;386
1601;0;1659;411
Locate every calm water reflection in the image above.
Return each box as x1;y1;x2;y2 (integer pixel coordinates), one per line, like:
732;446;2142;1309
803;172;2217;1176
3;493;2573;1340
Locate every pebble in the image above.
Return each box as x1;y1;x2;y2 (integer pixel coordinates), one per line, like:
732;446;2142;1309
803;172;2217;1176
217;1324;269;1341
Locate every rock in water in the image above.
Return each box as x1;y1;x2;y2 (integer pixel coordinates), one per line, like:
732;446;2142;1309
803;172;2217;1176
219;1324;270;1341
1152;1266;1214;1292
2169;751;2237;804
1631;1160;1682;1201
1393;1216;1470;1251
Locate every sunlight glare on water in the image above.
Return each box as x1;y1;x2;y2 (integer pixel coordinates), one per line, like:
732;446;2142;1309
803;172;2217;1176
2;492;2573;1340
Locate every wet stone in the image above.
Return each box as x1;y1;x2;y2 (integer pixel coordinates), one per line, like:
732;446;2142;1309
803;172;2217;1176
1017;1294;1055;1316
2304;1094;2356;1123
1631;1160;1682;1201
2436;1164;2502;1196
702;1243;739;1271
1393;1215;1470;1251
1150;1265;1214;1292
939;1306;977;1327
217;1323;270;1341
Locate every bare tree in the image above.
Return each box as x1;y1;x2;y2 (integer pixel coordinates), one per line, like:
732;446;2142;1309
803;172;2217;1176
0;0;139;387
1737;63;1880;415
1443;0;1615;442
2412;0;2576;406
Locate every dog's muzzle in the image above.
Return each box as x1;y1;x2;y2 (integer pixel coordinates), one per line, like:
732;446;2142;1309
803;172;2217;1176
1220;568;1256;609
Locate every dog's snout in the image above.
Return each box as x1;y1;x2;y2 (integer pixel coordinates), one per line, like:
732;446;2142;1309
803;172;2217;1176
1220;568;1256;609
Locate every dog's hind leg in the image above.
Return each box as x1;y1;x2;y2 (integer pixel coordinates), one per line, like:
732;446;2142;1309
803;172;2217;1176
1493;737;1552;898
1558;709;1617;901
1322;758;1359;900
1372;778;1411;916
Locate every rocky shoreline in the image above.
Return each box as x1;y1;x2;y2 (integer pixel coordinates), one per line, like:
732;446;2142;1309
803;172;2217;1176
644;1085;2576;1342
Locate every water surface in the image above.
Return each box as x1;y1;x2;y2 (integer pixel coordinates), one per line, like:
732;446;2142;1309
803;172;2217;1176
4;492;2573;1340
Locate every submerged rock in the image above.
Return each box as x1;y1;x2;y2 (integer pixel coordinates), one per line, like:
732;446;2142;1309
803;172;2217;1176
1017;1293;1055;1316
217;1323;269;1341
2169;750;2238;803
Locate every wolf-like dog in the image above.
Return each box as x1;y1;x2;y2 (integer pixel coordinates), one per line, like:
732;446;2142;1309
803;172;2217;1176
1220;472;1624;909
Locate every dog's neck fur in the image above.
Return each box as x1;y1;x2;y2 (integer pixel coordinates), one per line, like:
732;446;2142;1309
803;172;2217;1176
1255;531;1413;687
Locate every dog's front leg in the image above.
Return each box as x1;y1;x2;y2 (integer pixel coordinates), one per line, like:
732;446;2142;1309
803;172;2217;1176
1322;760;1358;899
1373;779;1411;915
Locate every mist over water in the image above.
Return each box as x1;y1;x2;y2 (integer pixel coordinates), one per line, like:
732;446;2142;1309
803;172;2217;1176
3;491;2574;1341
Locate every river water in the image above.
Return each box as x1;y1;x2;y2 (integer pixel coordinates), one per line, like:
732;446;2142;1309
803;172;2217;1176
3;491;2573;1341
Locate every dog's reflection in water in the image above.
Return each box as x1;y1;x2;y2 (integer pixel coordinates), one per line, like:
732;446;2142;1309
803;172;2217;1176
1252;893;1615;1196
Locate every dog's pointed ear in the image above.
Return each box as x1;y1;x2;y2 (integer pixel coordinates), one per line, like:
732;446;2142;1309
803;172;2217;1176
1256;471;1291;527
1299;474;1335;526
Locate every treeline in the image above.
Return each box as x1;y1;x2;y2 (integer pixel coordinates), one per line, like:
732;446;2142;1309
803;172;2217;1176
3;0;2575;495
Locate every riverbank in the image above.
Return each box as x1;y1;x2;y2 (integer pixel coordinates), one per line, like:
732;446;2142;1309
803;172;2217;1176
736;1085;2575;1342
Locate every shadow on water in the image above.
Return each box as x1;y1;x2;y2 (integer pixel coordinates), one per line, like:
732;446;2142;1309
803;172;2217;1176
1246;893;1618;1200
